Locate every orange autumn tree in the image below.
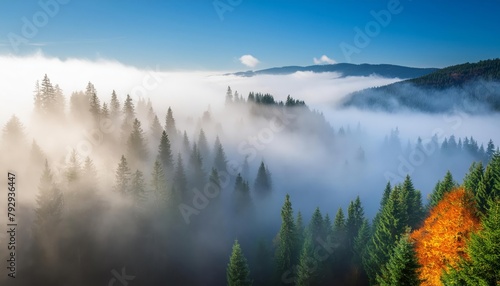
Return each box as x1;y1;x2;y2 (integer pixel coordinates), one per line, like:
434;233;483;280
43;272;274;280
410;187;480;286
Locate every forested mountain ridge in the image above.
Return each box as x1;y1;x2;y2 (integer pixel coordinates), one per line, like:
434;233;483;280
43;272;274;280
229;63;437;79
341;58;500;113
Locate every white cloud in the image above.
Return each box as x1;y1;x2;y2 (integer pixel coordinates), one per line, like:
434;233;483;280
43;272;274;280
313;55;336;65
239;54;260;68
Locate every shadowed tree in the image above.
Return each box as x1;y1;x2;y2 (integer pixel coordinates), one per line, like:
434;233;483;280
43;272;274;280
213;136;227;172
275;194;297;284
127;118;149;164
377;233;420;286
254;161;272;199
114;155;131;195
158;130;174;178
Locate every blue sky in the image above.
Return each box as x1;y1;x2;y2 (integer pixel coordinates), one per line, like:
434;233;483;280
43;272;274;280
0;0;499;70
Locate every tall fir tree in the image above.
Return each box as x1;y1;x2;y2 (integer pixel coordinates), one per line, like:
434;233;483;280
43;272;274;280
110;90;121;120
197;129;210;164
173;153;188;201
114;155;131;195
130;170;146;206
213;136;227;172
376;233;420;286
127;118;149;163
275;194;297;284
227;240;252;286
443;199;500;285
151;159;169;204
428;170;456;209
165;107;177;141
158;130;174;176
254;161;272;199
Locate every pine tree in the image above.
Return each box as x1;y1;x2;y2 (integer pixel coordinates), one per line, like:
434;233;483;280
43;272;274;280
295;211;305;255
121;94;135;137
189;143;206;190
173;154;187;201
53;84;65;117
151;159;168;204
296;236;315;286
275;194;297;282
377;233;420;286
373;182;392;230
443;199;500;285
227;240;252;286
428;170;456;209
82;156;98;191
197;129;210;163
34;161;64;230
254;161;272;199
464;161;484;194
234;173;251;213
110;90;121;120
213;136;227;172
101;102;110;119
365;186;406;284
114;155;131;195
401;175;424;229
182;130;190;153
149;115;163;144
165;107;177;141
225;86;233;105
158;130;173;176
130;170;146;206
2;115;25;147
86;82;100;121
127;118;148;163
65;149;81;185
486;139;495;161
346;196;365;250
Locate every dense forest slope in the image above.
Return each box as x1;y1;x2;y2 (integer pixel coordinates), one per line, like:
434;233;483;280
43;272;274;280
341;59;500;113
230;63;437;79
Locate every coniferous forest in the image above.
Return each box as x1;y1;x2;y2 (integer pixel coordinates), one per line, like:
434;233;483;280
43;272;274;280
0;75;499;286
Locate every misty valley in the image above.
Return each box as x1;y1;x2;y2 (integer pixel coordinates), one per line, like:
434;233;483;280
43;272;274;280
1;58;500;286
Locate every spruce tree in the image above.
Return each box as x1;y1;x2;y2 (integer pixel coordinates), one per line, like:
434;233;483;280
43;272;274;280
127;118;149;163
254;161;272;199
227;240;252;286
86;82;100;122
2;115;25;146
346;196;365;250
149;114;163;144
158;130;173;176
34;160;63;231
275;194;297;282
428;170;456;209
131;170;146;205
197;129;210;163
151;159;168;204
114;155;131;195
189;143;206;190
173;153;188;201
377;234;420;286
165;107;177;141
225;86;233;105
296;237;315;286
234;173;251;213
213;136;227;172
110;90;121;120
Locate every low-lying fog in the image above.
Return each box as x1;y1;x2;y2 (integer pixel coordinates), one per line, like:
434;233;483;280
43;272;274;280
0;53;498;284
1;53;499;213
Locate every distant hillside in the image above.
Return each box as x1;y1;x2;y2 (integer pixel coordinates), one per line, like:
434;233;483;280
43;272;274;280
230;63;437;79
341;59;500;113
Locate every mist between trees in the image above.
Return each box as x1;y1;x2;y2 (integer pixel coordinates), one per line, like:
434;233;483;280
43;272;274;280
0;74;498;285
